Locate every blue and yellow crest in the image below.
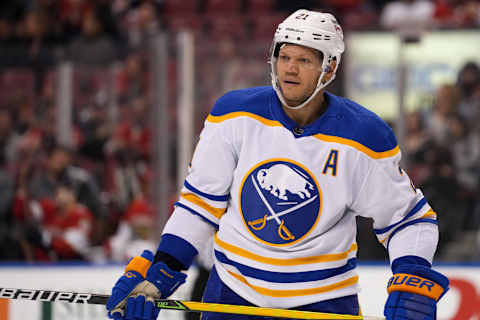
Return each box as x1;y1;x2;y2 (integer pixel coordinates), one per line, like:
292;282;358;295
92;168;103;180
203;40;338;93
239;158;322;246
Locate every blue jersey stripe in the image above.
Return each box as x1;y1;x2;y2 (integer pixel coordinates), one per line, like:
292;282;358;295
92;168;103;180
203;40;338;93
215;250;357;283
386;218;438;249
157;234;198;268
374;198;427;234
174;202;219;229
184;180;229;202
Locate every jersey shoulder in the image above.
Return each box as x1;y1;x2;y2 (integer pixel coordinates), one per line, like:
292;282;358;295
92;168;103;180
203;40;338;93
326;93;398;154
210;86;275;120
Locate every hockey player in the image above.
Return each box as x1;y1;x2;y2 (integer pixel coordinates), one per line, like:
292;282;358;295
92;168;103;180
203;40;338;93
106;9;449;320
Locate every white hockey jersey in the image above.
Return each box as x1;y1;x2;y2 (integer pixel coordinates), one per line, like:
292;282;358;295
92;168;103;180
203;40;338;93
162;86;438;308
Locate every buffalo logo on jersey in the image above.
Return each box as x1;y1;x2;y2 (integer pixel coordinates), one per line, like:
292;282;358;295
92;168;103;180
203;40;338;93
239;159;322;246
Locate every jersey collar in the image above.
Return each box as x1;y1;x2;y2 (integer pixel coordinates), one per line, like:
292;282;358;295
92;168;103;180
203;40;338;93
269;89;342;138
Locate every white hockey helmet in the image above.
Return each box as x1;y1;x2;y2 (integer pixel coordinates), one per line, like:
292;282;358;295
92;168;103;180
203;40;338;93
270;9;345;110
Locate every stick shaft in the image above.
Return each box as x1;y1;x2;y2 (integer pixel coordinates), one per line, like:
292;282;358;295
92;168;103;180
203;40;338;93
0;287;384;320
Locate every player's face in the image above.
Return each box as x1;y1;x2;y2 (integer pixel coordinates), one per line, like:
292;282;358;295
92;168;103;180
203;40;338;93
276;44;322;106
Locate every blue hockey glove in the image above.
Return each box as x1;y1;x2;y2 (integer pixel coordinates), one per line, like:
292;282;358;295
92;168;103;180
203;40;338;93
384;264;449;320
106;250;187;320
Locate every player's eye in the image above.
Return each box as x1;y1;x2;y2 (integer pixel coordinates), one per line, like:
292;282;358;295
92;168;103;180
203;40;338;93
278;55;289;62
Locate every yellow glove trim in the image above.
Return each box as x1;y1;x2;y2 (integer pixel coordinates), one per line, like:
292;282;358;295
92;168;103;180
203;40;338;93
387;273;444;301
125;256;152;278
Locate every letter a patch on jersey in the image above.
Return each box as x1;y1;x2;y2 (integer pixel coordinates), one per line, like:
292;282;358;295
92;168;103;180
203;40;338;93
239;159;322;246
322;149;338;176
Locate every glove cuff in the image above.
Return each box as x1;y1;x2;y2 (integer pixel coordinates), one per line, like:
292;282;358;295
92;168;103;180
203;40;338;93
387;264;449;302
125;255;153;278
147;262;187;298
387;273;445;301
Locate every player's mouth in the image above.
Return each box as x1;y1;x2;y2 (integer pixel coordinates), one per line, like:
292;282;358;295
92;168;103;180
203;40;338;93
283;80;300;86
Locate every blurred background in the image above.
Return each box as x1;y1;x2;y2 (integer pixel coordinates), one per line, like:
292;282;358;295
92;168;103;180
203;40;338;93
0;0;480;319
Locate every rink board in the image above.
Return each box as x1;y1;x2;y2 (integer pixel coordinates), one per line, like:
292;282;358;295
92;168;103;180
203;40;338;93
0;263;479;319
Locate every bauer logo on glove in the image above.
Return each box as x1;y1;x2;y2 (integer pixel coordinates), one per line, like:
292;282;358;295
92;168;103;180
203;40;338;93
387;274;445;301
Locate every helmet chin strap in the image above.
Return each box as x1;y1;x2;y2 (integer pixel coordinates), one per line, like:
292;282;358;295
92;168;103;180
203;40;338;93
274;66;330;110
279;74;326;110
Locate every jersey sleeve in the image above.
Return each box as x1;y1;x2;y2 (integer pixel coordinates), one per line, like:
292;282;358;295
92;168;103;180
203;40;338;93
176;116;237;228
351;151;439;264
160;108;238;263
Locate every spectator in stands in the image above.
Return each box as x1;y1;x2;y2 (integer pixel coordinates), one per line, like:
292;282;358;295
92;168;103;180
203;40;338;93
10;116;53;261
453;1;480;28
114;94;152;160
0;108;17;166
404;110;429;160
58;0;92;41
0;108;21;259
432;0;456;28
116;52;150;102
0;147;20;260
429;1;480;28
403;110;434;185
76;102;111;162
9;98;50;185
447;114;480;232
123;1;162;49
13;180;96;261
0;15;13;46
41;182;95;260
104;97;152;214
105;139;143;216
28;144;107;221
420;145;464;254
105;169;156;262
12;183;51;261
67;8;117;65
18;9;62;94
457;62;480;129
448;115;480;193
425;83;460;146
458;62;480;101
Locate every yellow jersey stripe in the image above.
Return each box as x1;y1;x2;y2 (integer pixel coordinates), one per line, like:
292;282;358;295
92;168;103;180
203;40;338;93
181;193;227;219
207;113;282;127
215;234;357;265
421;209;437;219
207;113;398;159
229;270;359;297
313;133;400;159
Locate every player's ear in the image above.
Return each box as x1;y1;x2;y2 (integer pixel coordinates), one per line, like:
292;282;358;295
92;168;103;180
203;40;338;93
321;59;337;84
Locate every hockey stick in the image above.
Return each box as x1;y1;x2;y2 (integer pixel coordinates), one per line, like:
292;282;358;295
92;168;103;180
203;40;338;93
0;287;384;319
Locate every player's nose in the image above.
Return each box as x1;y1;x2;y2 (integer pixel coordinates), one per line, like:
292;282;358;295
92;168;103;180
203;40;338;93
285;60;299;73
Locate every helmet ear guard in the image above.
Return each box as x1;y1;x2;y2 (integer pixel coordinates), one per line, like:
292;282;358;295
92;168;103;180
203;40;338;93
321;57;337;84
270;9;345;110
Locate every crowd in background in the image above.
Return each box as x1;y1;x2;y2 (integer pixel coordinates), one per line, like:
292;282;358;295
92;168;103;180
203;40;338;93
356;61;480;262
1;0;480;265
